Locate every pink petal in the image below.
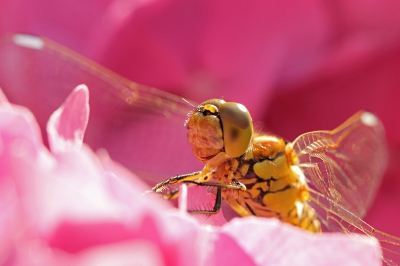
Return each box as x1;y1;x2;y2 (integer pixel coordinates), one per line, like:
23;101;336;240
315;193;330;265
0;92;204;265
0;105;47;163
1;1;400;262
97;149;174;211
212;232;256;266
222;217;382;265
12;240;165;266
0;87;9;104
47;85;89;154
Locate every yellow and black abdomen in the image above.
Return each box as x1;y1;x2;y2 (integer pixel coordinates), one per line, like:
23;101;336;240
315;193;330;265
225;135;321;233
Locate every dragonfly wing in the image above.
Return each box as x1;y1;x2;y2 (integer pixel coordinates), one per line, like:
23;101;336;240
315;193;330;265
309;188;400;265
292;111;388;218
0;34;202;183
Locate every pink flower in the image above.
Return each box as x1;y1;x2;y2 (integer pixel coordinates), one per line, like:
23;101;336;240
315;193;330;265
0;85;382;265
0;1;399;238
0;0;399;263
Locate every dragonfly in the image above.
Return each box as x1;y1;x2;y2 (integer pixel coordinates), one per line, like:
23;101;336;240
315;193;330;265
150;99;382;232
0;33;399;265
148;98;400;265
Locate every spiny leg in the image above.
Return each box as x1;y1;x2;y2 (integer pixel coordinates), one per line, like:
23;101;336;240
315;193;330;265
184;178;246;191
183;179;246;214
188;187;222;215
151;170;246;193
147;180;223;214
161;188;180;200
151;171;202;192
224;194;252;217
155;179;203;200
149;173;247;215
185;180;252;216
153;178;243;201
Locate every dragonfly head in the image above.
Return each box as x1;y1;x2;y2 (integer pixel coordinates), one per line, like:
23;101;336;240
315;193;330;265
187;99;254;163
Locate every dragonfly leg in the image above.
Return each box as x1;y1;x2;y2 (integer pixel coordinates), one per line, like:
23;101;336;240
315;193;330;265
183;179;246;191
224;194;252;216
161;188;180;200
188;187;222;214
183;180;246;214
187;179;251;216
152;171;202;192
157;180;203;200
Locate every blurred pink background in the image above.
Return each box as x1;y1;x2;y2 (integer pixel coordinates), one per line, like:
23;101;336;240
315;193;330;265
1;0;400;241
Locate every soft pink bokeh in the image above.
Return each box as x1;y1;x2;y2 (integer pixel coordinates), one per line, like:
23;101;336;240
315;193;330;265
0;86;382;265
0;0;400;261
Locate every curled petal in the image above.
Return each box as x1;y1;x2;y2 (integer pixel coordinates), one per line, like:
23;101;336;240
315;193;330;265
47;85;90;154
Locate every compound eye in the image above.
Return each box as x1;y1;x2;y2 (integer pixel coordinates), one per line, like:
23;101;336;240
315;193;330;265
200;99;226;109
219;102;253;157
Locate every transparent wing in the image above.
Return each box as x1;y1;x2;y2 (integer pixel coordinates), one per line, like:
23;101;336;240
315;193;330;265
292;111;388;218
0;33;202;183
309;188;400;265
293;112;394;263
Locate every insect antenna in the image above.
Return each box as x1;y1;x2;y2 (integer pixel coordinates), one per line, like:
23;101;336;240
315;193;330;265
182;98;196;108
182;98;196;126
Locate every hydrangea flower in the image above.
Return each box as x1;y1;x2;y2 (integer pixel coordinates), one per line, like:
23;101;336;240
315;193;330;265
0;85;381;265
